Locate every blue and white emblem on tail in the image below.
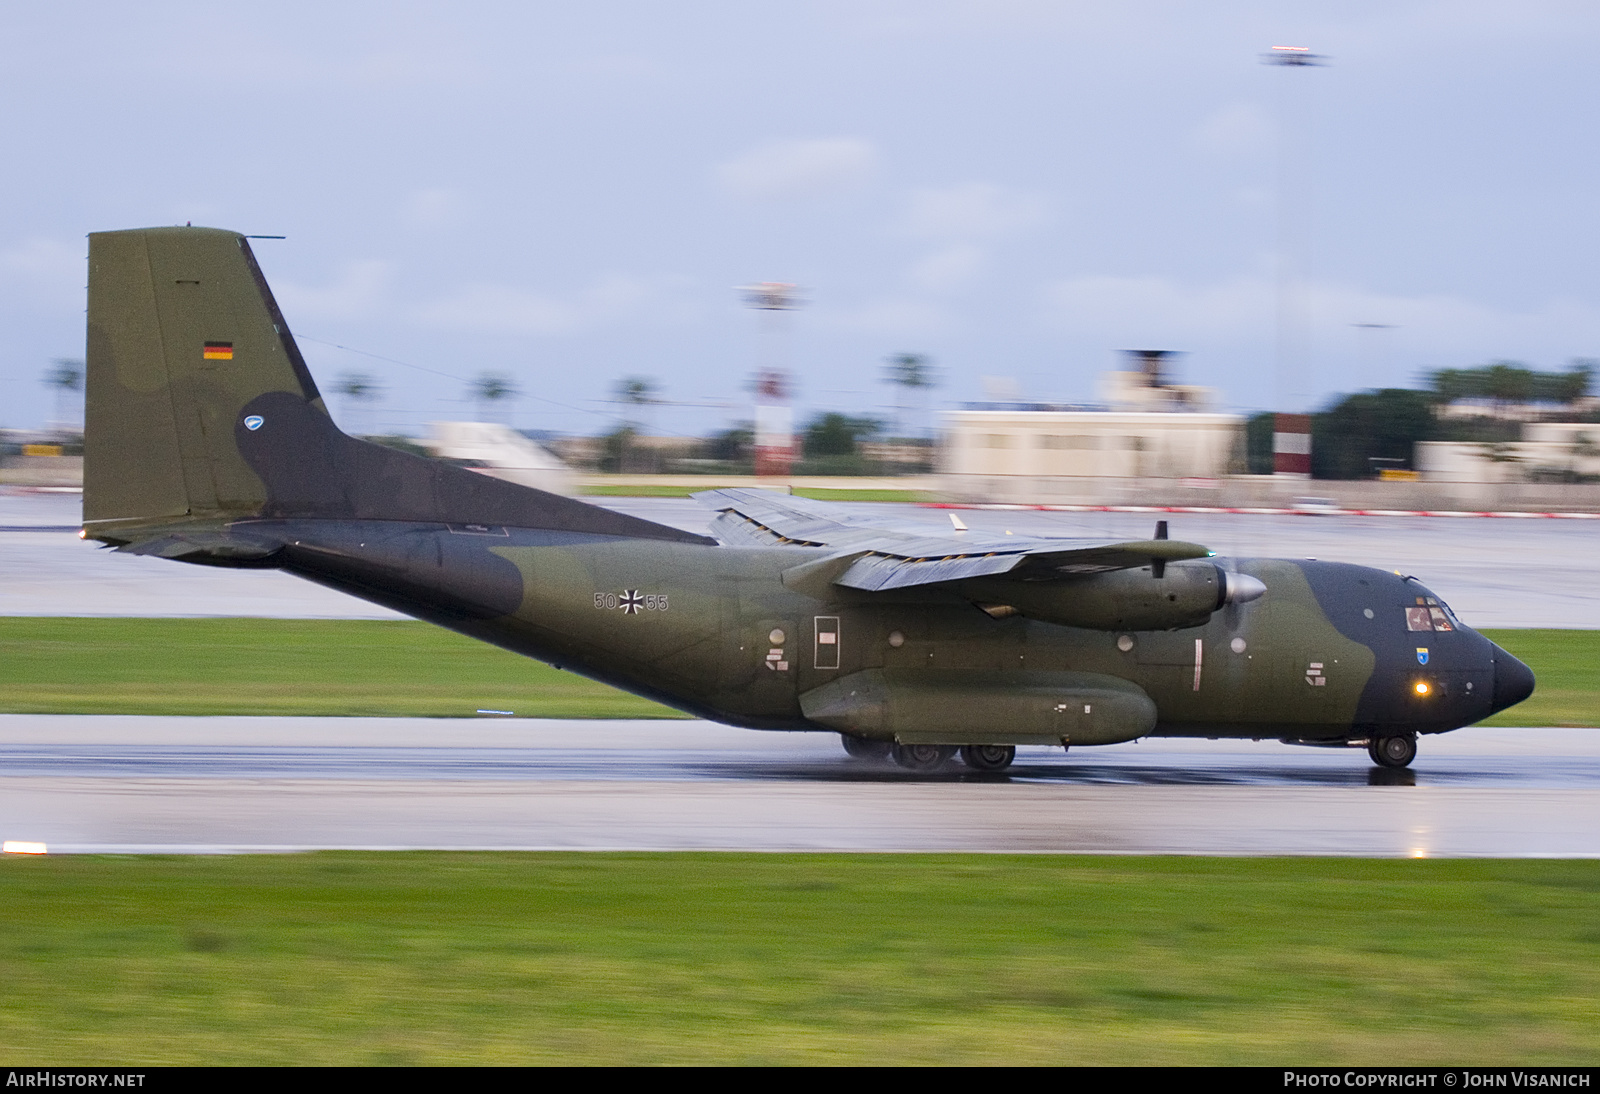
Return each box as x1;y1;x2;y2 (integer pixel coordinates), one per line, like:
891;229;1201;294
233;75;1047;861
1416;648;1429;665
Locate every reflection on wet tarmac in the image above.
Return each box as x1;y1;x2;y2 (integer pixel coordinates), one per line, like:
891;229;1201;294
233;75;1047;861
1;718;1595;855
0;738;1593;787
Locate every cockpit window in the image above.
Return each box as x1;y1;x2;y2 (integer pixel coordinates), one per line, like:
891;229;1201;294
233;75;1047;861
1406;595;1456;632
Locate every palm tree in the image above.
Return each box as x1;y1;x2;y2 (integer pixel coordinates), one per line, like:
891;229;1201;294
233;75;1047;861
883;353;937;440
612;376;659;473
1483;362;1533;414
470;372;518;423
43;358;84;433
333;370;381;435
614;376;658;424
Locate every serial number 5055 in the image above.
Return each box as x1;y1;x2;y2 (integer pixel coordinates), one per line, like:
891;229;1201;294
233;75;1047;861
594;591;669;612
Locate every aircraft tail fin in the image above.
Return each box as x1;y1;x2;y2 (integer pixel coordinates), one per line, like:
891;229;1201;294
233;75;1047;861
84;227;323;531
83;226;710;546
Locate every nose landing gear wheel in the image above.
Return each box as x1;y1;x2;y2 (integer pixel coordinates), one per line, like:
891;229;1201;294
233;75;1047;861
959;744;1016;771
840;734;892;761
890;743;956;772
1369;735;1416;768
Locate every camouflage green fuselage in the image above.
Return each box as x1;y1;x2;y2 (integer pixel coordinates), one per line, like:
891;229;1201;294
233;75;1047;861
237;518;1504;744
80;225;1531;752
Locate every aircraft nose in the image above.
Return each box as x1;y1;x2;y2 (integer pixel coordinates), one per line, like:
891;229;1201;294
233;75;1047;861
1489;645;1536;715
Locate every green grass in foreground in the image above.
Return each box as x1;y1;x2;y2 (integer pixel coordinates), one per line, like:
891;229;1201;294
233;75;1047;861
0;617;1593;724
0;854;1596;1065
582;482;932;502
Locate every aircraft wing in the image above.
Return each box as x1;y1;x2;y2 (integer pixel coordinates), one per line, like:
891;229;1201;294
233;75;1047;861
694;488;1210;592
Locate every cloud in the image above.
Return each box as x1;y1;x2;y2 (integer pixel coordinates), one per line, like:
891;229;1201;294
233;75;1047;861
1189;102;1272;156
715;138;881;201
420;274;697;335
274;260;394;322
901;182;1047;241
892;184;1046;302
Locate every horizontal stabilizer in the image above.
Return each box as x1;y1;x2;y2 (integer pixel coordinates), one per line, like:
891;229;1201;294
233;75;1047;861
118;529;283;564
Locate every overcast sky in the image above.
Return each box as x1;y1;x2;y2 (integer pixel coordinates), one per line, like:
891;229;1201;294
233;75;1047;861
4;1;1599;436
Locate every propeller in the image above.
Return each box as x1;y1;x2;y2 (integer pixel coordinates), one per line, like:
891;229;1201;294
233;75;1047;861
1155;519;1264;619
1217;555;1267;630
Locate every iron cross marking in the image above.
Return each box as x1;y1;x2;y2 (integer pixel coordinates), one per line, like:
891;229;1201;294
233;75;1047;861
619;589;645;615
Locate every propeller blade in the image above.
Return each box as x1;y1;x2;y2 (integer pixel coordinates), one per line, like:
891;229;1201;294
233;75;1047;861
1152;519;1169;578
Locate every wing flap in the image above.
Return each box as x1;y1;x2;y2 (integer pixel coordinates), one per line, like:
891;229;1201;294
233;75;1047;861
835;551;1025;591
834;539;1211;591
695;487;1212;593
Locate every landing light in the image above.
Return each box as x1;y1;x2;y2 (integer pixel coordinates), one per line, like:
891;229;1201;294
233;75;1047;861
1413;681;1431;696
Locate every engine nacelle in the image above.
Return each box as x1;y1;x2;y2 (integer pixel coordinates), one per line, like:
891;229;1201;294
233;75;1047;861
956;560;1256;632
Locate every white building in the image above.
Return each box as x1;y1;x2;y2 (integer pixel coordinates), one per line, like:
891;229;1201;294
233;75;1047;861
939;353;1244;501
1417;422;1600;484
427;421;577;495
942;409;1243;482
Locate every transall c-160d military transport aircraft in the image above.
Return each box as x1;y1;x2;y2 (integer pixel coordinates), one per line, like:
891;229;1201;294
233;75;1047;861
80;227;1535;772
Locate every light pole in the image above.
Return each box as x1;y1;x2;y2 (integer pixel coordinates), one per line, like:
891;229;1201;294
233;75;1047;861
1262;45;1328;477
739;281;802;478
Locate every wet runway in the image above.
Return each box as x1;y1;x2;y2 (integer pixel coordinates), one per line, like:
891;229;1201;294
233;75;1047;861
4;491;1598;626
2;717;1595;856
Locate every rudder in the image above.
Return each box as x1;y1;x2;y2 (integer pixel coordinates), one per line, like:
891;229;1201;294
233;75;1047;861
84;227;325;530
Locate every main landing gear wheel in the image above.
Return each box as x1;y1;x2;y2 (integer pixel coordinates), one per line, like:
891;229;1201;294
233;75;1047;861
840;734;892;761
890;743;956;772
959;744;1016;772
1369;735;1417;769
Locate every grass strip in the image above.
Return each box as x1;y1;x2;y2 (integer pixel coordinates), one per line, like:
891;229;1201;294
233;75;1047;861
0;853;1596;1065
0;617;684;718
0;618;1592;724
1477;629;1599;727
